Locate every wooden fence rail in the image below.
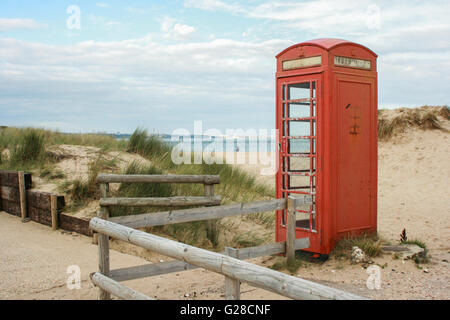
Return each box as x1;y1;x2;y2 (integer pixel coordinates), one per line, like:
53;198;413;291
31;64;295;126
90;217;366;300
100;196;222;207
97;174;220;184
109;198;288;228
109;238;310;282
90;272;153;300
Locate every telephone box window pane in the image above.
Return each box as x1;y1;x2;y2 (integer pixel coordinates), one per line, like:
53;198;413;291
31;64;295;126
312;82;316;98
289;175;310;189
289;139;310;153
288;82;310;100
289;121;310;136
288;102;310;118
288;157;314;172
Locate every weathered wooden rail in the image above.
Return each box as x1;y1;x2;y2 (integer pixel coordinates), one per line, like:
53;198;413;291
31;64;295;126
89;173;366;300
90;217;366;300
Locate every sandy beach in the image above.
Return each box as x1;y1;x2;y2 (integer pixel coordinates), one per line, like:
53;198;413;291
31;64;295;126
0;110;449;300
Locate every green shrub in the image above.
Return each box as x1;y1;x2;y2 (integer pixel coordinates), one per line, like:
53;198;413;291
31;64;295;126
10;129;45;165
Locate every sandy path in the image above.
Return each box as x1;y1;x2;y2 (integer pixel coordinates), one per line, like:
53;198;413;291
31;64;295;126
0;212;291;300
2;210;448;300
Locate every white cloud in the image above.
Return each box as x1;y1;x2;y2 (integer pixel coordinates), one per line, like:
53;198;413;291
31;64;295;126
125;7;148;14
0;18;44;32
88;15;121;30
2;1;450;132
161;17;196;41
185;0;450;54
0;36;291;132
184;0;245;14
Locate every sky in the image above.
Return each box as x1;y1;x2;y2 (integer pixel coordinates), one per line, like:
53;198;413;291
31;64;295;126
0;0;449;134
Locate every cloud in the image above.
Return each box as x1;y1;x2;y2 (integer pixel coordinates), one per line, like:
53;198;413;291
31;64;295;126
96;3;109;8
0;36;291;132
184;0;245;14
185;0;450;54
0;18;44;32
125;7;148;14
88;15;121;30
1;1;449;132
161;18;196;41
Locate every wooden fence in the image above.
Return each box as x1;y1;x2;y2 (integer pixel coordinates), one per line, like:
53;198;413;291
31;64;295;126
90;216;364;300
0;170;91;236
90;173;366;300
94;173;222;299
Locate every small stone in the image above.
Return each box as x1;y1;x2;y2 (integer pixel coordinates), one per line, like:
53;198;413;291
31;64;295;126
184;293;190;298
159;259;164;263
351;246;367;264
423;268;429;273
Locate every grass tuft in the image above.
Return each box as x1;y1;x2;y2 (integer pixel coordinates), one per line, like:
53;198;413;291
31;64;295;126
332;233;383;259
401;239;429;264
68;155;119;208
378;106;447;140
10;129;45;165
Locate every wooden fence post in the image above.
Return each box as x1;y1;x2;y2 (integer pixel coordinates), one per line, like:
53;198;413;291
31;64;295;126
18;171;28;222
204;184;218;247
286;196;296;269
50;195;58;230
224;247;240;300
98;182;111;300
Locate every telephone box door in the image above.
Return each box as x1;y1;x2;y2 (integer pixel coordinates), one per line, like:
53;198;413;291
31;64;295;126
336;75;377;235
276;74;322;251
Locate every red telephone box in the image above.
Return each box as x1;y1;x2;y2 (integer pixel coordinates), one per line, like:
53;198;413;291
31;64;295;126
275;38;378;255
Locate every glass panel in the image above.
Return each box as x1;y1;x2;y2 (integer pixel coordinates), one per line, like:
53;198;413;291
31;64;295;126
289;175;310;189
288;82;310;100
289;139;310;153
288;102;310;118
288;157;313;172
288;121;310;136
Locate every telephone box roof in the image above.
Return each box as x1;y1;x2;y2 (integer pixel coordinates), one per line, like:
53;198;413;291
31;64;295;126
276;38;378;58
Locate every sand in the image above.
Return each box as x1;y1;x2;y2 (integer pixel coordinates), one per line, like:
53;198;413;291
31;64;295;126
0;115;449;300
